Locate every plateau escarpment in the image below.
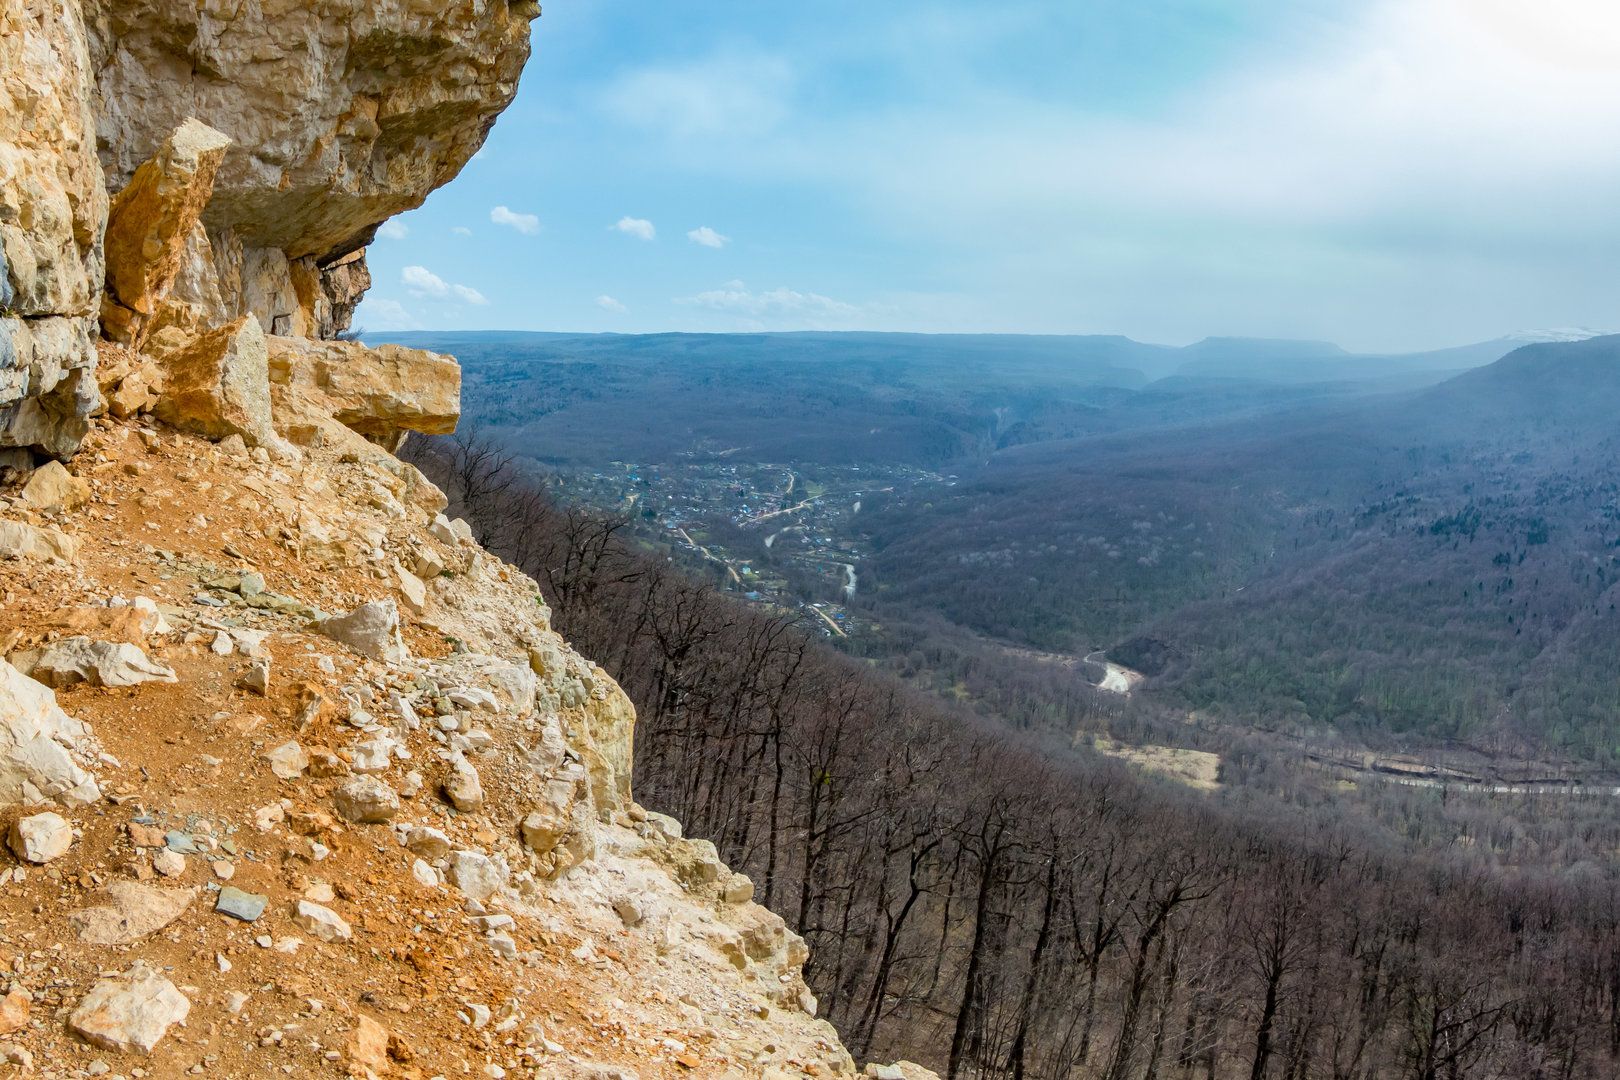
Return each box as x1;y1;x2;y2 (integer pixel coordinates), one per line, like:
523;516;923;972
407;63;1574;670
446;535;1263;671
0;1;919;1075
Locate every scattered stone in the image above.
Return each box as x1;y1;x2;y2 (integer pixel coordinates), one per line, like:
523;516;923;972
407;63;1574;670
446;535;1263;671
20;460;90;512
127;822;166;848
612;896;644;928
333;775;400;824
7;811;71;863
239;657;271;695
443;753;484;812
70;882;196;945
347;1014;390;1076
151;317;275;445
404;826;451;858
252;803;286;830
723;873;756;905
0;989;28;1036
68;963;191;1054
152;849;186;877
264;739;308;779
414;546;445;579
29;637;177;688
209;630;234;655
410;858;439;887
396;563;427;614
445;850;508;902
429;515;457;545
314;600;406;662
447;687;498;712
215;886;268;922
292;899;353;942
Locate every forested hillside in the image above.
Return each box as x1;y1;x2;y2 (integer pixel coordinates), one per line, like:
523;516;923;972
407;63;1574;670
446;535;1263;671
863;335;1620;760
385;329;1620;763
408;432;1620;1080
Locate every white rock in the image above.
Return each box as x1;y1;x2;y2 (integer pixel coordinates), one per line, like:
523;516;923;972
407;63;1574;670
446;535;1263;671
29;637;177;688
264;740;308;779
447;687;498;712
315;601;406;662
152;849;186;877
0;661;100;807
69;963;191;1054
332;775;400;824
292;900;352;942
404;826;452;858
7;811;72;863
411;858;440;887
442;753;484;812
445;850;508;902
239;657;271;695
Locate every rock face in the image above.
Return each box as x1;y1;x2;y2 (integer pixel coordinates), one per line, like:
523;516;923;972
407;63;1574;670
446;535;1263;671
1;0;535;461
85;0;539;340
0;1;106;460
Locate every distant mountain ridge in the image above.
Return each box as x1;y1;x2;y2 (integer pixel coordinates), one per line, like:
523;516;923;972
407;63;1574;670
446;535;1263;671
374;327;1574;388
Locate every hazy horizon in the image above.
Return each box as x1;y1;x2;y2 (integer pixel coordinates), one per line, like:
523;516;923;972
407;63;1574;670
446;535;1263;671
355;0;1620;353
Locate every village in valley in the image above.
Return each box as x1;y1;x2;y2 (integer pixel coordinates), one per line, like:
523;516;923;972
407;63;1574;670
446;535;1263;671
545;456;951;638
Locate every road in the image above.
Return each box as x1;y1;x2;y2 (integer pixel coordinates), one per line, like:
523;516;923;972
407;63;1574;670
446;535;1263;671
674;526;742;585
808;605;847;637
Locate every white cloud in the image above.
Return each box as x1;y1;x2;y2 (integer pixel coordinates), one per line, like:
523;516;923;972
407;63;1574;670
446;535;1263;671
402;265;487;306
686;226;729;249
353;298;419;331
614;216;657;241
679;280;860;327
376;219;408;241
596;295;628;313
451;226;472;237
490;205;540;235
601;54;792;139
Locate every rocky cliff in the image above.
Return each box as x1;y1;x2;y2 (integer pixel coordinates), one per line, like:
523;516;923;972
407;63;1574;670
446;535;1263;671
0;1;930;1076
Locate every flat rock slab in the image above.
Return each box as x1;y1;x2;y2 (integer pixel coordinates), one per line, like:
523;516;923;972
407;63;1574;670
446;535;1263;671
70;881;196;945
69;963;191;1054
215;886;268;922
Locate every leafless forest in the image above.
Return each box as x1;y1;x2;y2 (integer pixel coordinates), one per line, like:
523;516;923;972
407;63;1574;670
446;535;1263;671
409;433;1620;1080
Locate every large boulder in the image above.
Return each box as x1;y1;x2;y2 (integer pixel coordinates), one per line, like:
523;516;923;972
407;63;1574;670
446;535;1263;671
149;315;273;445
99;118;231;347
0;658;100;807
267;335;459;449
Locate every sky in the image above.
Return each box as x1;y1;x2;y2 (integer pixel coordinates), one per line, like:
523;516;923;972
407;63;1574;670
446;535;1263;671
353;0;1620;353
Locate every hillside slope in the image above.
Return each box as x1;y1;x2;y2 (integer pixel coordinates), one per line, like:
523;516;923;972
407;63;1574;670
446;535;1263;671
0;2;915;1076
